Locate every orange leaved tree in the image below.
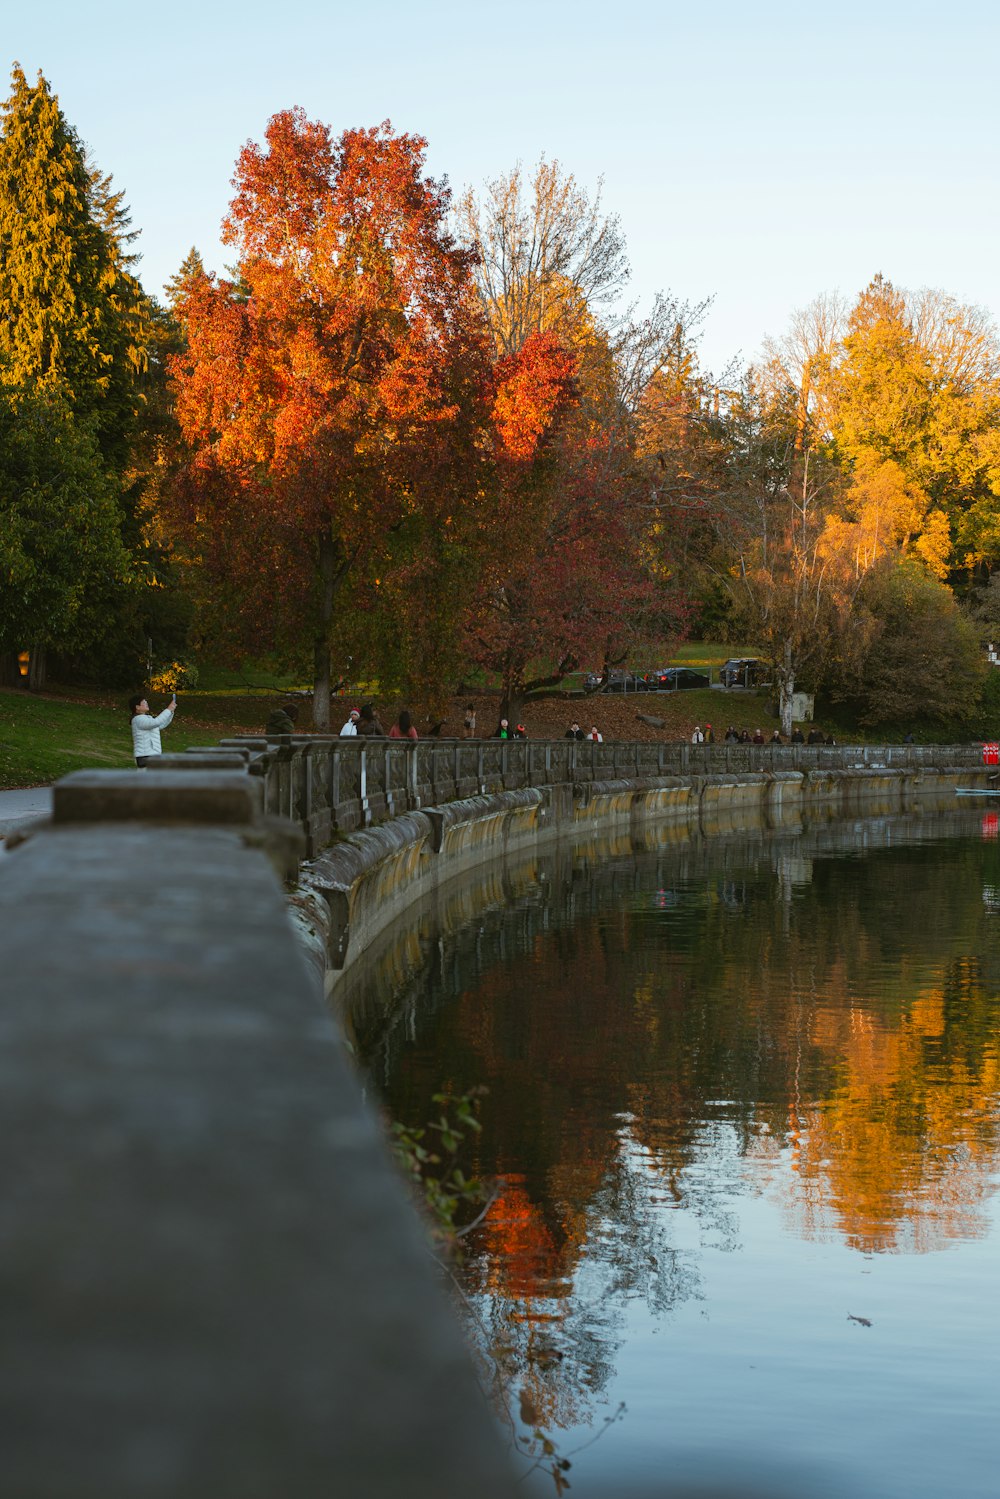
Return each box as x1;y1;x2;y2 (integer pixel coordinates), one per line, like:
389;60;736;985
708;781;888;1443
169;108;487;727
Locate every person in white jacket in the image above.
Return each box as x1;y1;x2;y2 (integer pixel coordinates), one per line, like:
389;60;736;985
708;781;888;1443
339;709;360;736
129;693;177;767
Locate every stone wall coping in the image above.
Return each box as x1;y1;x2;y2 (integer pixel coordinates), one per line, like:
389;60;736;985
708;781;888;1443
52;769;263;825
1;817;516;1498
149;753;250;771
303;810;435;895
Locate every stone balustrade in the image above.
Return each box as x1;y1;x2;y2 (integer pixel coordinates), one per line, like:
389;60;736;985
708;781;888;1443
214;733;984;855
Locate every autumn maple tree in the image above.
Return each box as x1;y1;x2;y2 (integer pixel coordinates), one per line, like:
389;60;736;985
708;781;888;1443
169;109;489;727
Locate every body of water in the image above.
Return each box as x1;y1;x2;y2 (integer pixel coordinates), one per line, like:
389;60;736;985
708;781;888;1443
355;812;1000;1497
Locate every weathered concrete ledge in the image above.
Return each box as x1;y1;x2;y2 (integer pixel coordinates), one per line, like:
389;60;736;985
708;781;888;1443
0;771;518;1499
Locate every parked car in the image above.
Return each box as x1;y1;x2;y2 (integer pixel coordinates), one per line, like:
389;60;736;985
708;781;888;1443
587;664;711;693
648;667;710;692
721;657;765;688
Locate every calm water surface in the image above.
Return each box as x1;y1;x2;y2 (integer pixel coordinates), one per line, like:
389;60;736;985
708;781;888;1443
356;813;1000;1498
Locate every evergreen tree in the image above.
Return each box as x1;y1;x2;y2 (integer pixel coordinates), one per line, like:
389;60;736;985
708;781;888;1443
0;64;153;465
0;65;165;685
0;386;132;660
164;247;207;315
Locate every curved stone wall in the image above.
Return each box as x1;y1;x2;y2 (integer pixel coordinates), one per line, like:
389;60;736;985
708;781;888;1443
291;763;985;996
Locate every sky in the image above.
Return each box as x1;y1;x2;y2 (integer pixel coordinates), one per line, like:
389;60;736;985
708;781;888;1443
6;0;998;375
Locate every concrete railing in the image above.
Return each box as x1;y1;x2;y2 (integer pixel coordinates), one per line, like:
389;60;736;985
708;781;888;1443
0;770;520;1499
213;733;986;855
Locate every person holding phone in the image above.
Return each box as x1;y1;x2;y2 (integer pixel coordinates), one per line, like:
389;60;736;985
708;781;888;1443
129;692;178;767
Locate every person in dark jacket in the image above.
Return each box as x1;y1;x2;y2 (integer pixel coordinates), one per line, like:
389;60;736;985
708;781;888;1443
266;700;299;736
356;703;386;737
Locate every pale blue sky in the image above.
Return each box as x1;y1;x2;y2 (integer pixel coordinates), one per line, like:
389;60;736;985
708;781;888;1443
6;0;997;374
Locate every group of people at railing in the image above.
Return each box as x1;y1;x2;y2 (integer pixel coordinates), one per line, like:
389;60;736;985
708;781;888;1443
261;694;840;750
336;704;416;738
719;724;837;746
265;700;422;740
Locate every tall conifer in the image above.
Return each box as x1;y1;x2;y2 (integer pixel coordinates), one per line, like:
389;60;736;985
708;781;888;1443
0;64;151;465
0;66;158;682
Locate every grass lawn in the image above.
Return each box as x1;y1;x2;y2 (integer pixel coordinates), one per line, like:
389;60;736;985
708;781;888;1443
0;687;282;789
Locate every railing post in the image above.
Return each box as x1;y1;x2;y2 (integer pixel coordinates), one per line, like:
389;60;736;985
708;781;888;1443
303;743;314;828
330;742;340;824
408;744;419;809
359;745;370;826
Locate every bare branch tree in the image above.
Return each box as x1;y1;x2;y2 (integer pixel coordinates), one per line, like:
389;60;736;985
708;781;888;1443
457;157;630;357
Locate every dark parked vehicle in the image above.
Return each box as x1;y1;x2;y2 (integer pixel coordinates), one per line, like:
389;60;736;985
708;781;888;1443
648;667;710;692
586;665;711;693
721;657;765;688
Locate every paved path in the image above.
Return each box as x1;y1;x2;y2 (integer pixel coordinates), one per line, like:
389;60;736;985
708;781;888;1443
0;786;52;847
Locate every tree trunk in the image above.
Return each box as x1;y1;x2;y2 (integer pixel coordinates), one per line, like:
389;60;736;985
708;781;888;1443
312;530;338;731
23;645;47;691
313;636;331;731
498;652;525;729
778;639;795;738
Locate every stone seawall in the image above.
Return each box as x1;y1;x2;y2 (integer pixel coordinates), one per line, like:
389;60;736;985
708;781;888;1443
1;748;989;1498
216;732;984;855
295;764;976;989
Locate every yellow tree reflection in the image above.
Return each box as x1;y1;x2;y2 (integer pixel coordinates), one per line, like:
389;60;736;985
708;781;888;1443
753;974;1000;1252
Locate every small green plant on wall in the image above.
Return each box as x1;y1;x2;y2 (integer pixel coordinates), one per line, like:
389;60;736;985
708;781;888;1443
389;1087;490;1257
389;1086;625;1494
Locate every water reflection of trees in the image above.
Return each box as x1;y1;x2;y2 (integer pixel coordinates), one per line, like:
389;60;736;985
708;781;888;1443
357;814;1000;1435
